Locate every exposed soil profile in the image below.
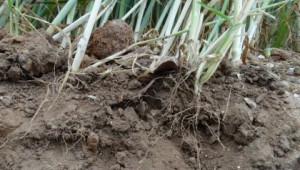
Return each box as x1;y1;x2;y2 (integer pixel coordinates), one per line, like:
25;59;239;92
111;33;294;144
0;31;300;170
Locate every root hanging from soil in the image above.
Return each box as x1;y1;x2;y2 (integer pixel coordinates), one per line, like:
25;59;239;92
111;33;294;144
154;71;210;168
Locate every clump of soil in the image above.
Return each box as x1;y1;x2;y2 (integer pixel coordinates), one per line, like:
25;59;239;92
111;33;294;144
87;19;134;59
0;30;65;81
0;32;300;170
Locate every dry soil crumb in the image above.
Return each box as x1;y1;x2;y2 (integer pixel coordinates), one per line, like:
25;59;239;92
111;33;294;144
87;19;134;59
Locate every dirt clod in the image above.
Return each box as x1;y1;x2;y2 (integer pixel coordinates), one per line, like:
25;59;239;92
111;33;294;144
85;132;99;151
0;30;65;81
87;19;134;59
111;120;131;132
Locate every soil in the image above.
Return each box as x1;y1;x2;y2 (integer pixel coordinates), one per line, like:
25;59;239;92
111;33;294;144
0;30;65;81
0;31;300;170
87;19;134;59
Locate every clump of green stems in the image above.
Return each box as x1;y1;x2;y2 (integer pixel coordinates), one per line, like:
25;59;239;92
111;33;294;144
0;0;297;94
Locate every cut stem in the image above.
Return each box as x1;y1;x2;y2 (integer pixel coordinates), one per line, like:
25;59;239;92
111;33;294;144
71;0;103;72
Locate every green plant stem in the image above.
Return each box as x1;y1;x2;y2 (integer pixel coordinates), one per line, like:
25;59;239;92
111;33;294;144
47;0;77;34
134;0;147;41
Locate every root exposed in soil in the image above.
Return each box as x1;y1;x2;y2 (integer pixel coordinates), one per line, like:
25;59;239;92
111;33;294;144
0;31;300;170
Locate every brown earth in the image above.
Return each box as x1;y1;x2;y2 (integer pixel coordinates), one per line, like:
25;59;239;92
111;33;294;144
86;19;134;59
0;30;65;81
0;31;300;170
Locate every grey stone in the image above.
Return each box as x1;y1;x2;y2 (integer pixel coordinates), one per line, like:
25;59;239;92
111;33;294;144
244;97;257;109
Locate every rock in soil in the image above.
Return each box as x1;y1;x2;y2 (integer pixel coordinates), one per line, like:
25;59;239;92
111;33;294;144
87;19;134;59
244;97;257;109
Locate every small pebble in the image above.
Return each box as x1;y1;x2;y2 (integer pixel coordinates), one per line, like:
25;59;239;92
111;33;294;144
257;54;265;59
244;97;257;109
287;67;295;74
0;96;12;106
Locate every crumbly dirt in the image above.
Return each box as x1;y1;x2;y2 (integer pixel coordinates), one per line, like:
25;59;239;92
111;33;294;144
0;32;300;170
0;30;65;81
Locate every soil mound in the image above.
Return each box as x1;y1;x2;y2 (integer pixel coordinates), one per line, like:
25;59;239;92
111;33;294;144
0;30;65;81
